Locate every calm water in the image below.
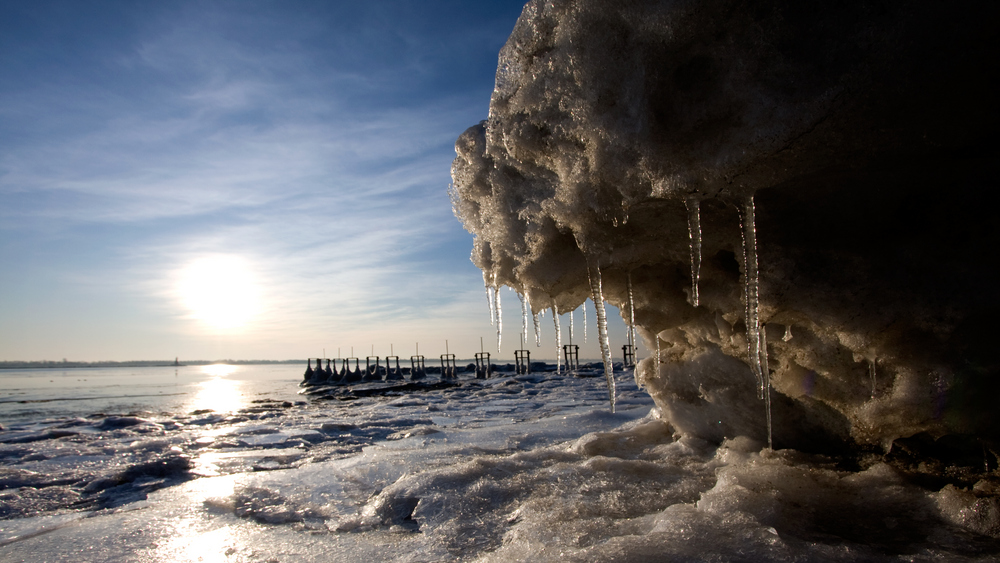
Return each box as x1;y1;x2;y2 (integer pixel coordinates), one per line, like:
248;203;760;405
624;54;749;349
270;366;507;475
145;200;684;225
0;364;306;425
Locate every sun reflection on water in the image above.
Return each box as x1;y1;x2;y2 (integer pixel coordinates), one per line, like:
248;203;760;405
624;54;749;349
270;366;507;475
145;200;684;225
188;365;245;415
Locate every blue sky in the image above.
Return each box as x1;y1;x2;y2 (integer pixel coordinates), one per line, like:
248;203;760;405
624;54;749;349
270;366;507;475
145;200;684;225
0;0;630;362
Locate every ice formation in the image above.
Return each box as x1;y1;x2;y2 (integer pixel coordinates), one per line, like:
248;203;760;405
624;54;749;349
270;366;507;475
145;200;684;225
685;197;702;307
495;284;502;353
588;262;616;412
552;307;561;374
452;0;1000;468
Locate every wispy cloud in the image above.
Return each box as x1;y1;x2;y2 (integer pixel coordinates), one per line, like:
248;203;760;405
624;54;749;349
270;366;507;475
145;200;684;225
0;0;530;360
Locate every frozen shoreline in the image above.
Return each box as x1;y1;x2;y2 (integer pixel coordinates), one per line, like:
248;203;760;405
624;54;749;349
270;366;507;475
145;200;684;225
3;364;999;561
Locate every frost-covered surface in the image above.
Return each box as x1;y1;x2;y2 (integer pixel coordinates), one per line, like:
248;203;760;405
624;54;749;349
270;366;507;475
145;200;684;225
2;365;999;561
451;0;1000;457
449;0;1000;556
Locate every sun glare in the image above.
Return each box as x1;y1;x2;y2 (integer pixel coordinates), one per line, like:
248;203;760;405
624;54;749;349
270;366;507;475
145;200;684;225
177;255;262;331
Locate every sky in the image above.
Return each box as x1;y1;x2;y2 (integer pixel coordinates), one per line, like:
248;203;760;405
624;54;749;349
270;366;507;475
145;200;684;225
0;0;631;362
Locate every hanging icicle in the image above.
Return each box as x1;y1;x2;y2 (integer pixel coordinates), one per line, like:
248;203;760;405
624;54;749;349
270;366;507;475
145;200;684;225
495;286;503;353
582;302;588;343
553;307;562;375
740;194;766;397
686;197;703;307
519;292;528;350
485;274;496;327
626;273;637;352
587;261;616;412
740;194;772;449
532;307;541;347
762;325;772;450
655;337;661;374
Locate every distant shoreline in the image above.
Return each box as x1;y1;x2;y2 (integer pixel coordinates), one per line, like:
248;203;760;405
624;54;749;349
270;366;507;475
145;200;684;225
0;359;304;369
0;358;607;370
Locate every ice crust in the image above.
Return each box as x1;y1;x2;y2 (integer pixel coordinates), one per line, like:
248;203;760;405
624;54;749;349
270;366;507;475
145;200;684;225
3;366;999;560
451;0;1000;457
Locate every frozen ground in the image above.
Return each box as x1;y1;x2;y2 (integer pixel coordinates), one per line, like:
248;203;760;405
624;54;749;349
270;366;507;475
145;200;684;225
2;364;998;562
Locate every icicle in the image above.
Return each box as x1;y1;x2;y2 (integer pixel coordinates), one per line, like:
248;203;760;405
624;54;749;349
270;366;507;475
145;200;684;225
519;292;528;349
740;194;767;398
869;358;877;398
761;325;772;450
686;197;702;307
587;261;616;412
782;325;793;342
532;308;541;347
485;277;496;327
582;303;588;343
626;273;637;351
553;307;562;375
494;287;502;353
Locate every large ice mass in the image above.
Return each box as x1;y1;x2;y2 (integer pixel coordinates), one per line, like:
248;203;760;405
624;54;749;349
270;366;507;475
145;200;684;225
452;0;1000;469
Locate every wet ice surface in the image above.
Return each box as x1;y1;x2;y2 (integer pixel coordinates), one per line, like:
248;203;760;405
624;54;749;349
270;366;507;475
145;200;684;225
2;365;999;562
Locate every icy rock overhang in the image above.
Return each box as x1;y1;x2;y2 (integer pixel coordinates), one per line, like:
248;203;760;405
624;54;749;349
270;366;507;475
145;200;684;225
451;0;1000;461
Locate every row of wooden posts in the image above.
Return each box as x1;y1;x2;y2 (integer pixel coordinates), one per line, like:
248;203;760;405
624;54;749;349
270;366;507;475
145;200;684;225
303;344;637;384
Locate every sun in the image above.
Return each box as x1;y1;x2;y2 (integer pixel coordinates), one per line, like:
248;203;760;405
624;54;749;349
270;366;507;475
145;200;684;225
177;255;262;331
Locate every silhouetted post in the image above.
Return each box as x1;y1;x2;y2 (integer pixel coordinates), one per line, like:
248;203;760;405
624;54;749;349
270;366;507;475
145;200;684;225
514;349;531;374
364;356;381;382
303;358;314;382
343;357;362;383
475;352;491;379
410;355;426;380
385;355;403;380
563;344;579;372
622;344;635;367
440;354;457;379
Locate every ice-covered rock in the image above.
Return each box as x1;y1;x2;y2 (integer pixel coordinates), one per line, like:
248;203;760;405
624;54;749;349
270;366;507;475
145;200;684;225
451;0;1000;462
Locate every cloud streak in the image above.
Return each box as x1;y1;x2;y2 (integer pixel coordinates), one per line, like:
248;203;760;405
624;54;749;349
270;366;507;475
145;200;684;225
0;0;597;361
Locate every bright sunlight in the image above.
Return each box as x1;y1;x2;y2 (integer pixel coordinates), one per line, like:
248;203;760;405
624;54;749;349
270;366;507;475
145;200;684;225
177;255;262;331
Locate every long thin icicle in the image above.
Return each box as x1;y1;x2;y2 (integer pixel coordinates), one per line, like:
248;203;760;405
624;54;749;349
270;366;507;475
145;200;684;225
495;287;502;353
485;276;496;327
762;325;772;450
587;261;616;412
686;197;702;307
626;273;637;352
569;310;575;344
582;303;588;343
519;292;528;349
553;307;561;374
532;306;541;347
740;195;766;396
741;194;772;449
